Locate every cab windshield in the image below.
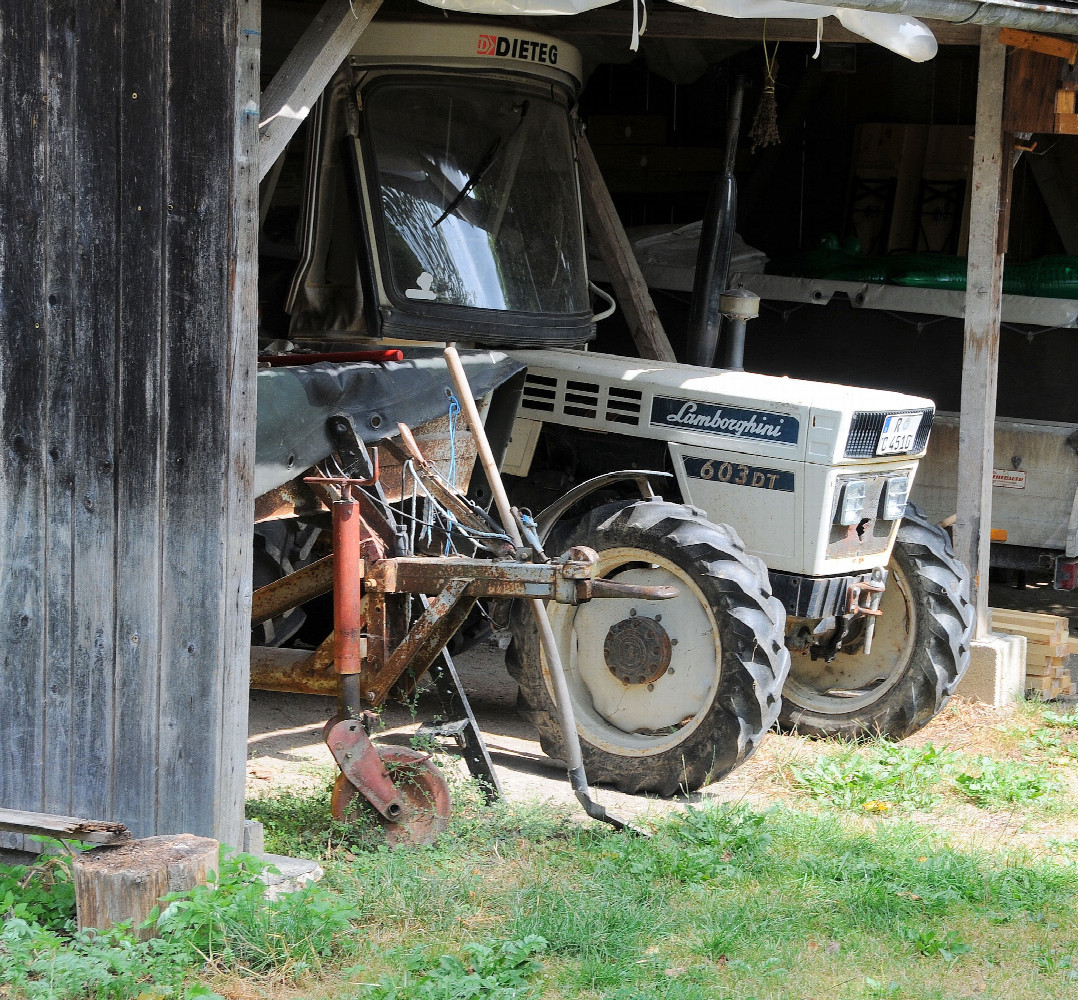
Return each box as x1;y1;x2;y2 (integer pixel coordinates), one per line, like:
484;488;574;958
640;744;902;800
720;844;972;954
362;77;589;316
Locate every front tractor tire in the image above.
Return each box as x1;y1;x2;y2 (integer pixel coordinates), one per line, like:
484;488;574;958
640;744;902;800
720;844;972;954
779;503;974;740
507;500;790;796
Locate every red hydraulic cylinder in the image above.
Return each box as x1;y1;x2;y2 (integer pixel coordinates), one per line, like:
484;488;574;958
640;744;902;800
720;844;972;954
333;495;364;677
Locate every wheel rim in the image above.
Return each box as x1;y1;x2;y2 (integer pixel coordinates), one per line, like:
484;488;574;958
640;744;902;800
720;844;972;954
542;545;722;757
783;558;917;715
331;747;451;847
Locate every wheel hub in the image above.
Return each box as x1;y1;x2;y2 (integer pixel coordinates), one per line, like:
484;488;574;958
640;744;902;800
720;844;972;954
604;615;672;686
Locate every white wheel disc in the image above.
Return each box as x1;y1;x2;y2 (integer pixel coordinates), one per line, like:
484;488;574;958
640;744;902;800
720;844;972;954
542;546;722;757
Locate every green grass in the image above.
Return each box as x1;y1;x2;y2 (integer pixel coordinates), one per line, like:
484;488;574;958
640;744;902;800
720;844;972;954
784;741;958;811
235;774;1078;1000
6;718;1078;1000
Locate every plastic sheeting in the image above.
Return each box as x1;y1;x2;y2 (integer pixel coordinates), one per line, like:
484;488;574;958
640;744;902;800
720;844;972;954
414;0;938;62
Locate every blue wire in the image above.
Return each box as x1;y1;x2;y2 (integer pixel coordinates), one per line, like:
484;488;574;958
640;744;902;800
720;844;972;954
445;392;462;555
446;392;461;488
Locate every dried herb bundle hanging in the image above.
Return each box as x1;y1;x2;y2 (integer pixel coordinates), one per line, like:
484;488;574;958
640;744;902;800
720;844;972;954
749;31;780;154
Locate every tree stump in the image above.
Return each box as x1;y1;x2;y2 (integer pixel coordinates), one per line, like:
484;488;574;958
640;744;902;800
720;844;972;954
71;833;219;939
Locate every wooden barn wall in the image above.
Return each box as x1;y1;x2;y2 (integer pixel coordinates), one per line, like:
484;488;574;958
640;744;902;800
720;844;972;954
0;0;259;845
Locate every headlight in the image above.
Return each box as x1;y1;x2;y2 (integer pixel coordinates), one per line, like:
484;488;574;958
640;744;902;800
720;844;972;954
836;480;867;526
881;475;910;521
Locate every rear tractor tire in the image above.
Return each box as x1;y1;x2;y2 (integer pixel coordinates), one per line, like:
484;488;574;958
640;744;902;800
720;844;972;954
507;500;790;796
779;503;974;740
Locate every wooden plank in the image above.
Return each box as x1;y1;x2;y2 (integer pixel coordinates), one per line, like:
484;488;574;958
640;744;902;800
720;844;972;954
989;619;1067;636
954;27;1008;638
1056;90;1076;114
259;0;382;181
1025;662;1067;677
0;0;49;835
112;1;168;837
71;0;120;826
155;0;253;846
577;131;677;364
1002;48;1059;134
989;607;1068;625
0;809;131;846
988;611;1067;638
160;0;228;839
1055;113;1078;134
998;27;1078;64
42;0;78;819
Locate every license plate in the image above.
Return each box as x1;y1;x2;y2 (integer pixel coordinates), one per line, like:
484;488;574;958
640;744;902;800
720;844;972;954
876;413;922;456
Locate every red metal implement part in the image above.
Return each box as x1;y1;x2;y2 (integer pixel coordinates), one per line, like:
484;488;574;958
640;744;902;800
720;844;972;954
258;349;405;366
325;719;407;821
303;463;383;679
330;746;451;847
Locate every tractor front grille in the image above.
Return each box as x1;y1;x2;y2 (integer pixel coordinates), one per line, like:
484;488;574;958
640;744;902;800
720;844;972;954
845;408;933;458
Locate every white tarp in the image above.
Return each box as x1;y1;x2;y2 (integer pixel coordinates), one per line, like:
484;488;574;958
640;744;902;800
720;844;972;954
415;0;939;62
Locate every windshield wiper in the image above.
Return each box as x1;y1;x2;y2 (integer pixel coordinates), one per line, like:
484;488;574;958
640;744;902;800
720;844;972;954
432;100;530;228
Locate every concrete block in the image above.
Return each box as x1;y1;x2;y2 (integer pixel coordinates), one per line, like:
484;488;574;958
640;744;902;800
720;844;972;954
956;632;1026;707
260;853;323;899
242;818;265;857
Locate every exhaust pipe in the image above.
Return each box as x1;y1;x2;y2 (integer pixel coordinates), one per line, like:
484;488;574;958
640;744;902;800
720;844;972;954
685;74;744;369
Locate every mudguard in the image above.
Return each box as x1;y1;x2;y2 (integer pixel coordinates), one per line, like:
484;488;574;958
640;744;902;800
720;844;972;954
255;347;524;496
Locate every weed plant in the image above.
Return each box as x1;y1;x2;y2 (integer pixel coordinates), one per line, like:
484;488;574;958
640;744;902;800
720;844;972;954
785;741;957;811
0;850;358;999
785;734;1073;817
953;756;1060;807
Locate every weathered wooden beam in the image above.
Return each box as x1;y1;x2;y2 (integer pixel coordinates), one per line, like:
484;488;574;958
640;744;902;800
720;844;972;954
999;26;1078;63
389;8;981;46
1002;47;1060;132
0;808;132;846
954;27;1009;637
577;132;677;363
259;0;382;181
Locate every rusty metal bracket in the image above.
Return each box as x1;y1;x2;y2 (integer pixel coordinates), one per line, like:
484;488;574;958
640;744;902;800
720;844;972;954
365;577;477;707
846;578;886;617
325;718;408;822
251;554;335;627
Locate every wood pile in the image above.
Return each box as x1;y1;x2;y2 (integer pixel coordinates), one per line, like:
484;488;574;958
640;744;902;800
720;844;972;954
989;608;1077;700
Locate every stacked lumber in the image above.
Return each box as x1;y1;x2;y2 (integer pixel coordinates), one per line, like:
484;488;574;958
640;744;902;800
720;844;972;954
989;608;1077;700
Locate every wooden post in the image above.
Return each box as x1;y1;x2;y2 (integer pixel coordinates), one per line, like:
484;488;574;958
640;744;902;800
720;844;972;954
72;835;219;940
954;27;1010;637
576;132;678;363
0;2;258;848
